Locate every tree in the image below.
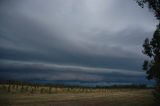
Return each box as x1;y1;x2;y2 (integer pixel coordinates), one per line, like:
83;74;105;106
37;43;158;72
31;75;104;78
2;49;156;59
137;0;160;19
137;0;160;104
142;27;160;80
142;26;160;104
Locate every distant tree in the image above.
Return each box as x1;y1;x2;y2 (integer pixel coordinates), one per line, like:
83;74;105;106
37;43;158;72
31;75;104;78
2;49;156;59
20;85;24;93
25;86;29;92
12;84;15;89
7;85;11;93
48;86;52;94
40;88;44;94
16;84;18;90
30;87;34;94
137;0;160;104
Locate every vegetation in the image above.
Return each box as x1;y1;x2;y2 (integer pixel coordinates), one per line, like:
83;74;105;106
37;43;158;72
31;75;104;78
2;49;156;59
0;81;148;94
0;81;154;106
137;0;160;104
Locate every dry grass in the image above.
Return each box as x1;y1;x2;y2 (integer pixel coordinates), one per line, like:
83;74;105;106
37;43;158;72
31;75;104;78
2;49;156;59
0;88;154;106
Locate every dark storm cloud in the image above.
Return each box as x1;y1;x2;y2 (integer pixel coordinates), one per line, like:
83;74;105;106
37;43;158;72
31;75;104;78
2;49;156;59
0;0;157;84
0;60;146;84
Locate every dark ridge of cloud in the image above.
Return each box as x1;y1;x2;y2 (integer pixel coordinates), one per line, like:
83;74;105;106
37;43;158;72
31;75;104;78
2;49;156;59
0;60;145;82
0;45;144;71
0;60;144;75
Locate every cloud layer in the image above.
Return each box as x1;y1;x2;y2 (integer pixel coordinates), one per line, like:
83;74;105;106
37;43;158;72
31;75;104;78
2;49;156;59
0;60;147;84
0;0;157;85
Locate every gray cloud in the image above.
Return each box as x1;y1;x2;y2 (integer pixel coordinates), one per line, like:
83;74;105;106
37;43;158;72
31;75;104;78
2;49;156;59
0;0;157;84
0;60;146;83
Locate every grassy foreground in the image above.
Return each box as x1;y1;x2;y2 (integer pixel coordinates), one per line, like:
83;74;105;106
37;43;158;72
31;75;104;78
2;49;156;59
0;87;154;106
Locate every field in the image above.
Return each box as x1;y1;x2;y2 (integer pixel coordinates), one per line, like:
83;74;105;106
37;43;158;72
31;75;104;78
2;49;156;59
0;84;155;106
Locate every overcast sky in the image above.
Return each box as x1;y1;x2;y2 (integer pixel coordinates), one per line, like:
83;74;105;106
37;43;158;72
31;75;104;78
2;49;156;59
0;0;158;85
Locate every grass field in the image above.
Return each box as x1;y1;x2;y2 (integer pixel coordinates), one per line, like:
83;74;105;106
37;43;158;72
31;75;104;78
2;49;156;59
0;84;154;106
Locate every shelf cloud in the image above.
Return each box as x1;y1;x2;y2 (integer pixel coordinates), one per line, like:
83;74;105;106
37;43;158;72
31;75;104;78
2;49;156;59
0;0;157;85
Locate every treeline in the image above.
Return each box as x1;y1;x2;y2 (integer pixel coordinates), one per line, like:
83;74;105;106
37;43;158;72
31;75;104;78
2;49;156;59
0;80;149;94
0;80;148;89
96;84;147;89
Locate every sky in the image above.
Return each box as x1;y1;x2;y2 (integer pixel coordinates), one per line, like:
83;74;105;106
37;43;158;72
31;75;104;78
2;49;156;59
0;0;158;86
